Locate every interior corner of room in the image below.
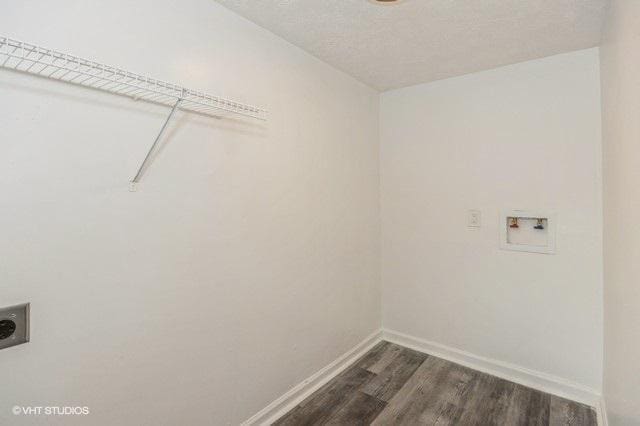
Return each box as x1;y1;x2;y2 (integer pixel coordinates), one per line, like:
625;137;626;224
0;0;638;425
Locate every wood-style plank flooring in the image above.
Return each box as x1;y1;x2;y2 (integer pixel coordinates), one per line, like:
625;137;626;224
273;341;597;426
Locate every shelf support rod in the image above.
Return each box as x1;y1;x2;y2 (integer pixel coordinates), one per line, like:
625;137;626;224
130;94;183;188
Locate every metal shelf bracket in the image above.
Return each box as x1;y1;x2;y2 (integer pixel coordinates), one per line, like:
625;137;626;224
129;92;184;191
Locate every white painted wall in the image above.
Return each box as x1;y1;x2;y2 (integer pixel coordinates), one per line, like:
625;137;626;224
600;1;640;424
380;49;603;392
0;1;381;424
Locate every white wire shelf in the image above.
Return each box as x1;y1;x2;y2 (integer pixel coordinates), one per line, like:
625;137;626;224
0;36;267;121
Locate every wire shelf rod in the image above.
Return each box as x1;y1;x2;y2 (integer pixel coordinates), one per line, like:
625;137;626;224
0;36;267;120
0;36;268;186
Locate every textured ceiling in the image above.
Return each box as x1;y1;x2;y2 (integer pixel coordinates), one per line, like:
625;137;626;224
214;0;607;91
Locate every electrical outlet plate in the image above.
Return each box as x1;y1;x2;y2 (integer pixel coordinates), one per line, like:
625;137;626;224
0;303;30;350
467;210;481;228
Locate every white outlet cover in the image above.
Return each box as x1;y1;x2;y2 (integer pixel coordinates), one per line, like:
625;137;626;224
468;210;481;228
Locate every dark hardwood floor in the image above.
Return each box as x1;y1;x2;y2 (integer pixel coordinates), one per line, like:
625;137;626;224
273;341;597;426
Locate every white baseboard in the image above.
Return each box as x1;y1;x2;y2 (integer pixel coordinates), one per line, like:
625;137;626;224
382;328;601;408
241;329;383;426
242;328;604;425
597;397;608;426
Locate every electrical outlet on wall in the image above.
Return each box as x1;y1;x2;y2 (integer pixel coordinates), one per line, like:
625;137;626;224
0;303;29;351
467;210;481;228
